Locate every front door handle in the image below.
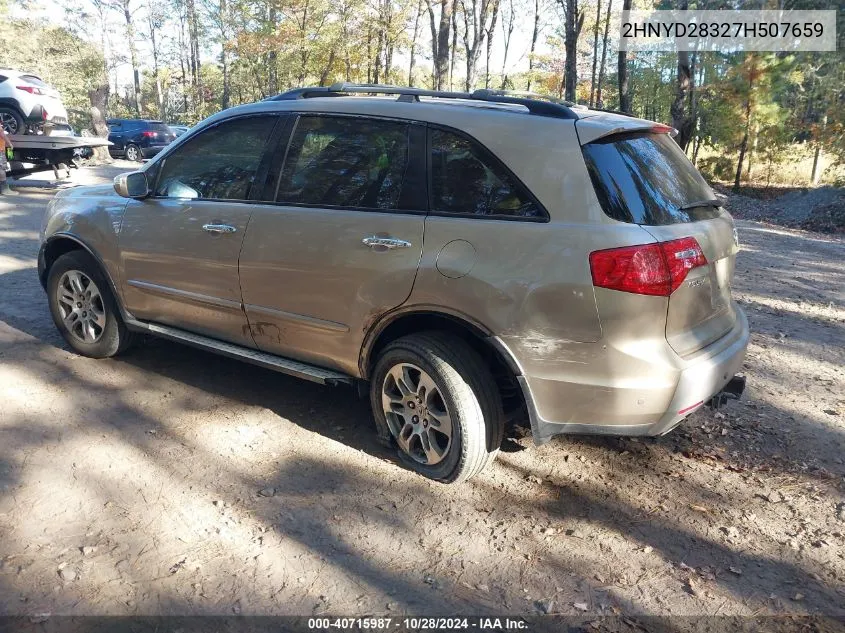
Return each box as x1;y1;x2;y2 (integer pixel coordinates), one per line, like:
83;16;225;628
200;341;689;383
203;223;237;234
362;236;411;249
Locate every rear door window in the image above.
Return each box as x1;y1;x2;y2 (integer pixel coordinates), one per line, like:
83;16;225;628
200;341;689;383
277;115;411;211
582;131;720;225
429;128;544;220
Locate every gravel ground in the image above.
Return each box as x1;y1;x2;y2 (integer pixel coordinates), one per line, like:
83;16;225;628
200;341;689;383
715;184;845;234
0;165;843;624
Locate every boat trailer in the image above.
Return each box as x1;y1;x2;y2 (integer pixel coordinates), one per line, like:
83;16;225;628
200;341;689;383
7;135;112;180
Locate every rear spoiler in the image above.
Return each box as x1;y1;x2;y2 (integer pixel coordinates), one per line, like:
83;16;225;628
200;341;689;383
575;113;677;145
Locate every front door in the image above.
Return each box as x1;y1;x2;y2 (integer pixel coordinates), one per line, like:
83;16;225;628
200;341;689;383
238;114;427;374
118;114;282;346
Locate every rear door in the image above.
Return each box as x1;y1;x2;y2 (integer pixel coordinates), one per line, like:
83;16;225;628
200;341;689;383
581;130;738;356
119;114;282;346
237;114;426;374
107;121;124;152
147;121;176;148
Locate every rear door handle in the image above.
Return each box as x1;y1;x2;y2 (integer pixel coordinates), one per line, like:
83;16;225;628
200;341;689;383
362;236;411;249
203;223;237;234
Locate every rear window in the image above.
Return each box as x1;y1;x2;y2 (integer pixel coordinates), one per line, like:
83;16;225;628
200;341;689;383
148;122;172;133
582;132;720;225
20;75;49;88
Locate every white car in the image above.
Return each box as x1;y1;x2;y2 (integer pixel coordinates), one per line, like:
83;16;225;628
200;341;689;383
0;68;69;135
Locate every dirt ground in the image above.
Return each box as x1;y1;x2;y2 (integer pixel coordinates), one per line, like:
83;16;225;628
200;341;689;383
0;163;843;623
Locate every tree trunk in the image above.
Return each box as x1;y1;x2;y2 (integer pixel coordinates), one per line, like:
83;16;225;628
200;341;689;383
589;0;601;106
526;0;538;90
670;49;692;148
502;0;516;90
669;0;692;149
147;4;165;119
178;8;189;116
88;86;111;162
319;50;336;86
562;0;583;102
484;0;499;88
811;113;827;185
461;0;496;92
409;0;422;86
430;0;453;90
449;6;458;89
686;50;697;157
595;0;611;107
617;0;632;112
733;65;755;192
120;0;141;116
267;7;278;94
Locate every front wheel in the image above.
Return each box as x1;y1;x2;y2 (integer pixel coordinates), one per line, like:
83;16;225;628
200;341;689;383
370;332;504;483
47;251;134;358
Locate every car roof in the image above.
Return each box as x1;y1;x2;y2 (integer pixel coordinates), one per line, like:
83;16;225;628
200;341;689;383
200;90;661;148
0;68;41;79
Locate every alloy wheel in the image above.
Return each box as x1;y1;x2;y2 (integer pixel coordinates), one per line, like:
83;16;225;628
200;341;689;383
381;363;454;465
125;145;139;161
0;112;19;134
55;270;107;344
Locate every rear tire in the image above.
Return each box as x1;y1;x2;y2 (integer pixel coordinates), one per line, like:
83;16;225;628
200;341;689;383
125;143;142;162
47;250;134;358
0;107;24;135
370;332;504;483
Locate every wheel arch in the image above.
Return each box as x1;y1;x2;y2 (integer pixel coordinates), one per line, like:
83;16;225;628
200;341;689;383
39;234;129;320
361;307;528;425
0;99;25;116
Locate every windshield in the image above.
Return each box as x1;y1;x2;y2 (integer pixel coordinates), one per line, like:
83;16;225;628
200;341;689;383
582;131;721;225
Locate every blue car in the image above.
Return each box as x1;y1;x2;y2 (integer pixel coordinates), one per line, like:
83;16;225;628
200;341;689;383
107;119;176;162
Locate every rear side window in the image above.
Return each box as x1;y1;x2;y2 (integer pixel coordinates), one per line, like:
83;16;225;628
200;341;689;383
429;128;543;219
154;115;276;201
582;132;720;225
277;115;410;210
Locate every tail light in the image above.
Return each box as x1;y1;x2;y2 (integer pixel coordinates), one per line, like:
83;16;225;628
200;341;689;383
17;85;45;95
589;237;707;296
141;131;155;138
42;108;48;120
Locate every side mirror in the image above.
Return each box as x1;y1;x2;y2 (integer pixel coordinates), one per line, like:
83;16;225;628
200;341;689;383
114;171;149;199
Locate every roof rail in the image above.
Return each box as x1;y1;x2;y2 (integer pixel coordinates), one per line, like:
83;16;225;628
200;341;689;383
270;82;579;120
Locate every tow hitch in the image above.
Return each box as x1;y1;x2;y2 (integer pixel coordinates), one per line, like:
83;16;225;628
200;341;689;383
707;375;746;409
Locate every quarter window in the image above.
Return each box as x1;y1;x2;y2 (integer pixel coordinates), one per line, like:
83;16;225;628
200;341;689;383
277;116;410;210
429;129;542;219
154;116;276;201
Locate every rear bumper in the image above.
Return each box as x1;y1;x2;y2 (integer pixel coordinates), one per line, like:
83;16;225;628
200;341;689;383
26;105;68;126
515;305;750;444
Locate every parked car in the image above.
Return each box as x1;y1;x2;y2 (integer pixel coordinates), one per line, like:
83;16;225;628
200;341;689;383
39;83;749;483
0;68;70;135
106;119;176;161
168;124;190;137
